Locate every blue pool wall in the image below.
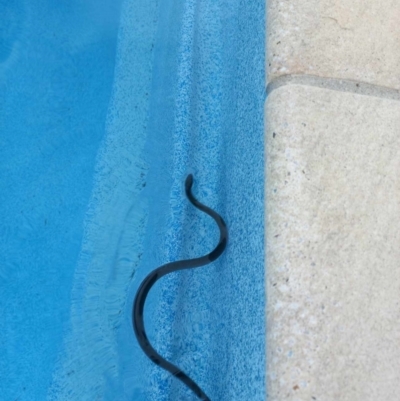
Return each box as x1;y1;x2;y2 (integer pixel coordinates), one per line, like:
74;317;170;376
0;1;123;400
1;0;265;400
126;0;266;399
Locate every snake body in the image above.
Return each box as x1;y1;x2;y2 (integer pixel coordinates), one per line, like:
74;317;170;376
132;174;228;401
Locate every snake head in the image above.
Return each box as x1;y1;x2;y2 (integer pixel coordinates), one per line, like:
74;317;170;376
185;174;194;194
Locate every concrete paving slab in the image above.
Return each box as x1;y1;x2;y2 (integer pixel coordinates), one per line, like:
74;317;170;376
265;84;400;401
267;0;400;89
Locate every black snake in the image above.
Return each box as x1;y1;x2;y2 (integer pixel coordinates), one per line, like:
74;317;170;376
132;174;228;400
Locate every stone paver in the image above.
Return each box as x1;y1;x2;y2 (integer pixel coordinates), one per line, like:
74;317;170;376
267;0;400;89
265;84;400;401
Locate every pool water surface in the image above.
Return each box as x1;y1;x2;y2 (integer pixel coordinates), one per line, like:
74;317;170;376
0;0;265;400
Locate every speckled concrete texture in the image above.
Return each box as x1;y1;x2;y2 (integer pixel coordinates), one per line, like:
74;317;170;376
267;0;400;89
265;85;400;401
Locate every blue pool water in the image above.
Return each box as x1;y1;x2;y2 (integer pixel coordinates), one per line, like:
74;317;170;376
1;0;265;400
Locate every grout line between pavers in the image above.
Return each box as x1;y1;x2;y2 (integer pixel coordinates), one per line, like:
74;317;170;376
266;74;400;101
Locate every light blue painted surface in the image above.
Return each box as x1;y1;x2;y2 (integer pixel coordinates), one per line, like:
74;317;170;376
1;0;265;400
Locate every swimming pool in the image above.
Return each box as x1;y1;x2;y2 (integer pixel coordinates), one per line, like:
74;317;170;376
1;0;265;400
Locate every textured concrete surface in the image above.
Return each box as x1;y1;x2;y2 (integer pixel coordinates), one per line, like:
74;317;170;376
265;85;400;401
267;0;400;89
